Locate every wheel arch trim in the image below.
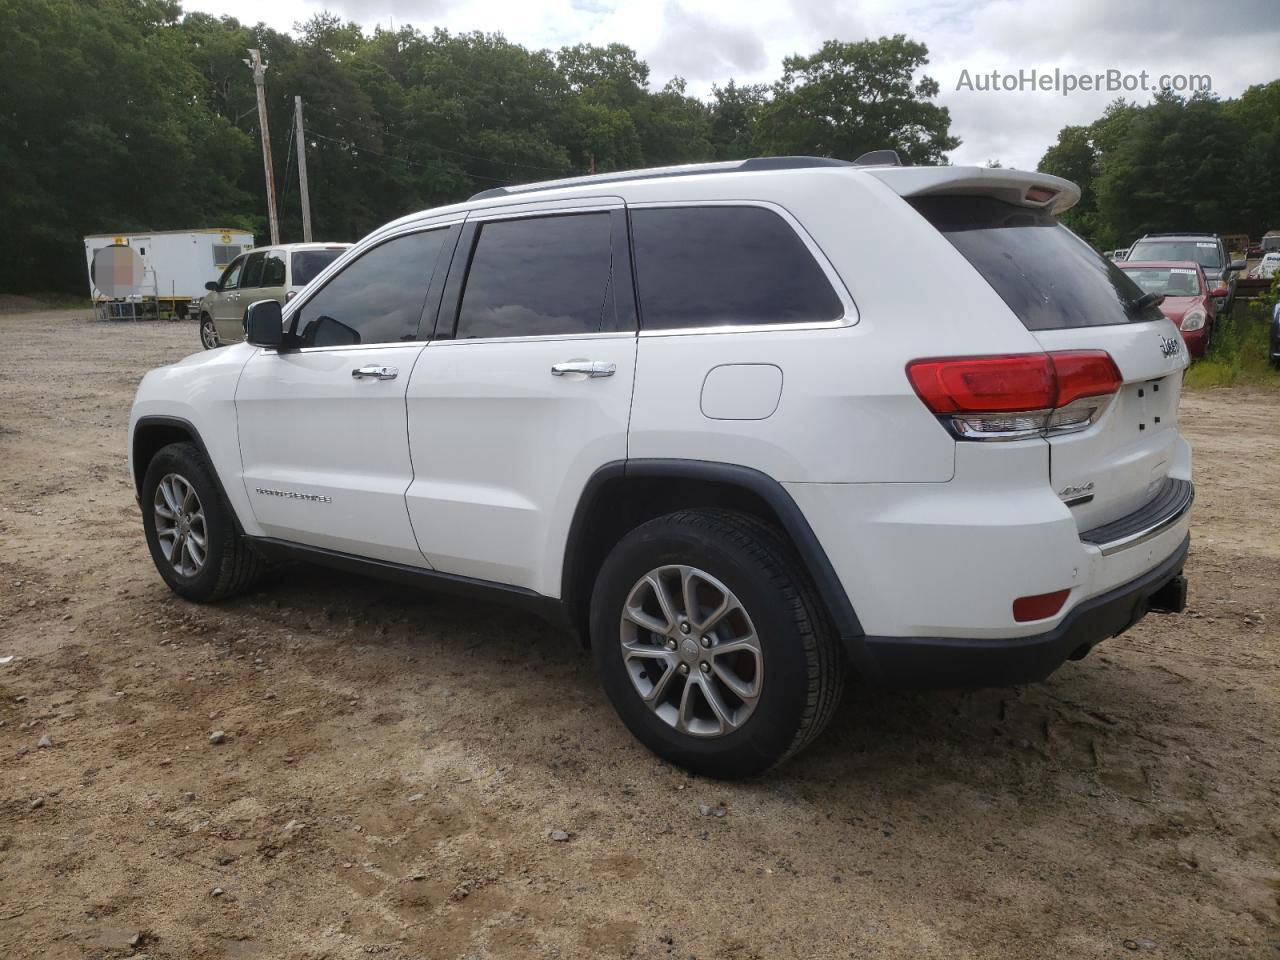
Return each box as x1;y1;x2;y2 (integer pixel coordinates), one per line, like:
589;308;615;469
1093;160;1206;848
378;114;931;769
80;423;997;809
561;458;866;651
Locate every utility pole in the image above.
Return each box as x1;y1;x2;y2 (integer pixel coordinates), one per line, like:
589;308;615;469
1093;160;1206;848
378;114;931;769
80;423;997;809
244;48;280;245
294;96;313;242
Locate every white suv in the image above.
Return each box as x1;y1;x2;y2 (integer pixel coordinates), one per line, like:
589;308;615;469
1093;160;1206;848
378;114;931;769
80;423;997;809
128;157;1194;778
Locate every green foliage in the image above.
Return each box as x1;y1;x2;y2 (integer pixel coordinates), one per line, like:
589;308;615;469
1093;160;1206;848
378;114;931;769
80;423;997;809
1039;84;1280;250
1184;280;1280;390
1;3;961;293
756;36;960;164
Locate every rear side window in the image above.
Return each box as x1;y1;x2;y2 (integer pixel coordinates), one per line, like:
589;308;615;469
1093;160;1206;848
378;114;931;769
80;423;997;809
455;213;615;339
630;206;843;330
293;229;447;347
292;249;344;285
909;196;1163;330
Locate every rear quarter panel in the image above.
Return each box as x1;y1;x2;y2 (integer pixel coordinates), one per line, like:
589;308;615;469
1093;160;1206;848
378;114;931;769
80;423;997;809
620;170;1050;483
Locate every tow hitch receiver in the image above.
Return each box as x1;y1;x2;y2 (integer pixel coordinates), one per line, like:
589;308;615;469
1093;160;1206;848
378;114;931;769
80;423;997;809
1147;574;1188;614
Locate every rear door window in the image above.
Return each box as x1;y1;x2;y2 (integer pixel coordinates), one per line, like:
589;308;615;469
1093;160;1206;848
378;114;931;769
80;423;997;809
629;205;843;330
454;213;616;339
909;196;1163;330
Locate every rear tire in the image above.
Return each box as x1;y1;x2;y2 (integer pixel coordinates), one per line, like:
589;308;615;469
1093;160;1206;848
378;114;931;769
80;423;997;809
141;442;264;602
591;509;844;778
199;313;219;350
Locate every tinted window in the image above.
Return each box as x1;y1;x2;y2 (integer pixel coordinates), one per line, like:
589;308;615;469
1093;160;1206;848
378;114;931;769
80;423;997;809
910;196;1163;330
240;251;266;289
292;249;345;285
294;229;446;347
455;213;614;339
262;252;287;287
219;255;246;291
630;206;843;330
1128;239;1223;270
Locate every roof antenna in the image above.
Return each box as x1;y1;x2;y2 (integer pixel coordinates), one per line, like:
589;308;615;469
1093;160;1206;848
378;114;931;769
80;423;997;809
852;149;903;167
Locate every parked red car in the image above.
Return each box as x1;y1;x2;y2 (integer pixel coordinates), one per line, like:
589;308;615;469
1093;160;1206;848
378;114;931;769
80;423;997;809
1117;260;1217;357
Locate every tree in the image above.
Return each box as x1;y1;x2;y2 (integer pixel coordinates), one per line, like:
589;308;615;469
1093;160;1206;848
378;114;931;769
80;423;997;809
0;0;253;291
1039;124;1101;241
709;80;768;160
756;35;959;164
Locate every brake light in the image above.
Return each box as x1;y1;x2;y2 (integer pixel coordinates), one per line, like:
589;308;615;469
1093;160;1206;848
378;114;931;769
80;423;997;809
1013;589;1070;622
906;351;1122;440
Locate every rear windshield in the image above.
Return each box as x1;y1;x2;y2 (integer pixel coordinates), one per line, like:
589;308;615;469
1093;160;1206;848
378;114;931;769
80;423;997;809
1119;266;1202;297
909;196;1163;330
1128;239;1223;270
291;249;345;285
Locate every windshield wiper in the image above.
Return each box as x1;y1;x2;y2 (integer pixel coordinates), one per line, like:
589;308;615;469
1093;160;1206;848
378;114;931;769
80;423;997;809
1125;291;1164;316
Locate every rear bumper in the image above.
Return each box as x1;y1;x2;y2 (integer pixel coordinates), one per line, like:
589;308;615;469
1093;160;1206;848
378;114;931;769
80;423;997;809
856;534;1189;687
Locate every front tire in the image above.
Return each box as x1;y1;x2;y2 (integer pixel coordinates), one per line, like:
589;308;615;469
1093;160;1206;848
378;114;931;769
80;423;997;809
141;442;264;602
591;509;844;778
199;314;219;350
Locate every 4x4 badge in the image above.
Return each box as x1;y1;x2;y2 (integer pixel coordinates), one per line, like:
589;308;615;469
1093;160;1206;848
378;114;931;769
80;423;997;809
1159;335;1182;359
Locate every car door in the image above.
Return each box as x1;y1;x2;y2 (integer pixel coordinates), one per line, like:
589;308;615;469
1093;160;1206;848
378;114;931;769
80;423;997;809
209;254;246;340
235;222;461;566
256;249;289;309
405;200;638;595
219;250;265;342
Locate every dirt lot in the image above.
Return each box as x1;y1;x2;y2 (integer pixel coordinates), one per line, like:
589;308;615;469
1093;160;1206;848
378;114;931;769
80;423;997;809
1;308;1277;960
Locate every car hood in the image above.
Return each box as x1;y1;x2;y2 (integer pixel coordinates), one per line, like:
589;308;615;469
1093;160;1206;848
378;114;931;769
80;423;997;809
1158;296;1205;322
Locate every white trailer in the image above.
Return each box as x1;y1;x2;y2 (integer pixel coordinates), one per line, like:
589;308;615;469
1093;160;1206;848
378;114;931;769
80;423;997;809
84;228;254;320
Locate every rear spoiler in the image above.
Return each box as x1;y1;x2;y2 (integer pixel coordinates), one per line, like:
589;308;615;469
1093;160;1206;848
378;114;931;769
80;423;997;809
866;166;1081;216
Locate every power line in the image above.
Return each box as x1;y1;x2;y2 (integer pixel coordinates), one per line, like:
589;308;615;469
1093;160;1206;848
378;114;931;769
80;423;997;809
305;129;516;184
318;112;568;174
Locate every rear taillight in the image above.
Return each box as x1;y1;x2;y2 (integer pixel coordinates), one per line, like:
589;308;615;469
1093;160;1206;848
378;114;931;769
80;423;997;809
906;351;1122;441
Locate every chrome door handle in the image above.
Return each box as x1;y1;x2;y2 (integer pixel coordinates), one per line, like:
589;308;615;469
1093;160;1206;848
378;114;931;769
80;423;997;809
351;365;398;380
551;360;616;378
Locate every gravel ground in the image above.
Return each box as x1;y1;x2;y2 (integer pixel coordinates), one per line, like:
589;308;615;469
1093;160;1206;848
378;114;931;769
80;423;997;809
1;309;1277;960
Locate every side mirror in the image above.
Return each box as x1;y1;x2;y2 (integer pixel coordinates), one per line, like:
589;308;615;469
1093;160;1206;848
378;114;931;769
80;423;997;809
245;299;284;348
205;280;219;292
1229;259;1246;272
1210;286;1229;298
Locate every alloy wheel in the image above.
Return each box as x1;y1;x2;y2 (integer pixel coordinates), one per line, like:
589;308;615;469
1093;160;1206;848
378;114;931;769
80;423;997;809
200;319;218;349
153;472;207;577
619;565;763;737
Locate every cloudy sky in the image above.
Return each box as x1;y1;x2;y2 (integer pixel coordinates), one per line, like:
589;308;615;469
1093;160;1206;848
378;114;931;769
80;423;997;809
185;0;1279;170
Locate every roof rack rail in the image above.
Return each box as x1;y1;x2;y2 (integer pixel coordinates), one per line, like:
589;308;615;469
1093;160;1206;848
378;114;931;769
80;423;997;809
1141;231;1218;238
468;155;855;201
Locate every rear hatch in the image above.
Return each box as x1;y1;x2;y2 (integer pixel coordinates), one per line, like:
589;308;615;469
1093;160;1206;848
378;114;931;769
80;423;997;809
907;193;1189;532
